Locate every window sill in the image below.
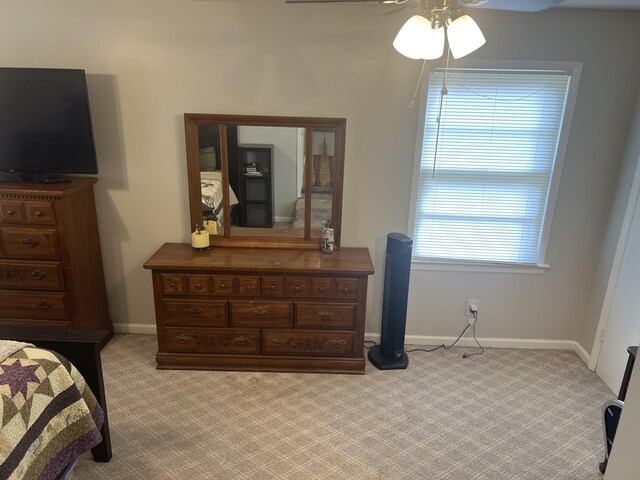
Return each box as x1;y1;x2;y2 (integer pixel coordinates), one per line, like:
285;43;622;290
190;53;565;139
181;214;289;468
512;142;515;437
410;258;550;274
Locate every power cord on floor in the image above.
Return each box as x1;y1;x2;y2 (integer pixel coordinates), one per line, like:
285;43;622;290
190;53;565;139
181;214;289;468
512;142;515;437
462;308;484;358
364;340;377;350
365;308;484;359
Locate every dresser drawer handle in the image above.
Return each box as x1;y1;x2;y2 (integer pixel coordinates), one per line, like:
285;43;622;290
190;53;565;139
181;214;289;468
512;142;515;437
187;307;204;316
317;311;335;320
22;238;40;248
245;284;252;291
319;286;325;293
271;337;288;345
194;283;202;289
36;300;53;309
269;284;276;291
294;285;301;292
7;209;15;216
30;270;47;280
342;287;350;294
253;309;270;318
174;335;192;344
234;336;251;345
169;283;176;289
219;283;227;289
34;211;43;217
328;339;347;347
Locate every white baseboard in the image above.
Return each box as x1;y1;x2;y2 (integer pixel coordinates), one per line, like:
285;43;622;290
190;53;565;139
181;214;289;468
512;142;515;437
111;326;592;367
113;323;157;335
365;333;591;365
573;341;591;367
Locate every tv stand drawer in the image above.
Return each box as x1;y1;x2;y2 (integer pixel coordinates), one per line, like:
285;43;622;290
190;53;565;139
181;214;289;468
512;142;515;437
1;227;60;259
0;200;55;225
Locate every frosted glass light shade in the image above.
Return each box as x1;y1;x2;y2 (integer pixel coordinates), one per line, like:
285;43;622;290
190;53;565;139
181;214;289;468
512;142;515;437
393;15;445;60
446;15;486;59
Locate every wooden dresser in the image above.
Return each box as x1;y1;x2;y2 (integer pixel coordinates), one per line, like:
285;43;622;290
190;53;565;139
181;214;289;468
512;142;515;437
144;244;374;374
0;178;112;332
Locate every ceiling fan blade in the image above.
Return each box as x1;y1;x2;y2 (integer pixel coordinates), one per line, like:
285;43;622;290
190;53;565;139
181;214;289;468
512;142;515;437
462;0;563;12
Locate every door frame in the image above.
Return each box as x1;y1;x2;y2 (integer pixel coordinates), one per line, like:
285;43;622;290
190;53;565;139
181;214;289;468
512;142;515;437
589;152;640;371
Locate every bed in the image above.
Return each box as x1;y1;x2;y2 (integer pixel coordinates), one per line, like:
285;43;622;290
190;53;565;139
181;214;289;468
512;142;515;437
201;170;239;225
0;340;104;480
291;193;333;230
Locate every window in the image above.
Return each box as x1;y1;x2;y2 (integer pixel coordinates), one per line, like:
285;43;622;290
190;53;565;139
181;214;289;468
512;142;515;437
409;65;580;267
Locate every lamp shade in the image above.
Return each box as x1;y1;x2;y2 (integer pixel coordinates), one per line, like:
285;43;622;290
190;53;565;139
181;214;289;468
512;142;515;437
393;15;445;60
446;14;486;59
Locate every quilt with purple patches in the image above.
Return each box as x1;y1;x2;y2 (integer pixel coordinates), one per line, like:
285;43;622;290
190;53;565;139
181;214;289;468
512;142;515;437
0;346;103;480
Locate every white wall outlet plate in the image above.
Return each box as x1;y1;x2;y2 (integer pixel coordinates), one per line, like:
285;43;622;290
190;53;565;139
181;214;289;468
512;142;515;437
465;299;479;316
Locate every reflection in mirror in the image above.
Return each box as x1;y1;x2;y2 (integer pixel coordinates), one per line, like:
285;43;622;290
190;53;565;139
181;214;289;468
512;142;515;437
197;124;226;236
231;126;303;237
185;114;345;249
310;128;335;237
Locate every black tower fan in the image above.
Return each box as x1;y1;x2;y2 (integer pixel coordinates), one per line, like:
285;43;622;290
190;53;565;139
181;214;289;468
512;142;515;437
368;232;412;370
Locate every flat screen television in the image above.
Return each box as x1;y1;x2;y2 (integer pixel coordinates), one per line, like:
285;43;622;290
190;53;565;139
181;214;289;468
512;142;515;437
0;67;98;183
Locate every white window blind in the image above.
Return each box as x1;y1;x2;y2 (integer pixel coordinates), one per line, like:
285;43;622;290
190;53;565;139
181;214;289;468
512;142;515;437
413;68;572;265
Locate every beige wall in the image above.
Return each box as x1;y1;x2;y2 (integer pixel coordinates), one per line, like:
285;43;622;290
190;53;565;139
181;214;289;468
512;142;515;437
1;1;639;350
579;82;640;356
398;9;640;347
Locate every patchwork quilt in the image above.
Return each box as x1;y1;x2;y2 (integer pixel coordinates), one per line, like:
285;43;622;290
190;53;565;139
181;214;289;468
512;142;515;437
0;345;103;480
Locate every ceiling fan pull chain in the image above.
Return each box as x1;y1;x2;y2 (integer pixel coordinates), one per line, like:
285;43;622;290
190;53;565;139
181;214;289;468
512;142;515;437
432;46;452;178
409;59;428;109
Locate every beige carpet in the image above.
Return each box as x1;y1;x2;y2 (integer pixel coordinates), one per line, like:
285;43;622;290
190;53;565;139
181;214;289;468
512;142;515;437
74;334;614;479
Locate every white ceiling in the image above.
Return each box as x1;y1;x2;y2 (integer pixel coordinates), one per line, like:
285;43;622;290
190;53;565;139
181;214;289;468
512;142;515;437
557;0;640;8
191;0;640;9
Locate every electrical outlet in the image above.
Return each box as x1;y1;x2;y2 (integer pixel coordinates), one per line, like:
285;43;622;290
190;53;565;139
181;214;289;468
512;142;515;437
465;299;479;316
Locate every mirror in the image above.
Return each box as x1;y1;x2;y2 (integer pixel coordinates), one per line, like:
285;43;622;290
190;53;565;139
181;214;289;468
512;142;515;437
185;114;345;249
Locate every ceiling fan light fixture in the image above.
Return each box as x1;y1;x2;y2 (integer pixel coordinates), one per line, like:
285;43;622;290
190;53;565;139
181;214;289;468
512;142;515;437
446;14;486;59
393;15;445;60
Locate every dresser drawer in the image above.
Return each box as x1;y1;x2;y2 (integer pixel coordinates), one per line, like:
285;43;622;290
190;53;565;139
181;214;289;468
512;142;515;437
161;274;185;294
1;227;61;259
0;291;68;319
286;277;308;297
187;275;211;294
212;275;235;295
308;278;333;299
237;275;260;297
262;330;354;356
0;261;65;291
0;201;56;225
295;303;356;329
335;279;359;300
0;201;26;224
165;327;260;354
26;202;56;225
163;299;228;327
230;301;292;327
261;276;285;297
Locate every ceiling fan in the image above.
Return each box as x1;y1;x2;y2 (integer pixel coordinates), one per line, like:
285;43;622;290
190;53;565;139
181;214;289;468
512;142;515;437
283;0;565;12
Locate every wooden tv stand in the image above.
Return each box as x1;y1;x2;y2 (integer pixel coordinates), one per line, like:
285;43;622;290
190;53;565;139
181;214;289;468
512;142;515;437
0;178;112;332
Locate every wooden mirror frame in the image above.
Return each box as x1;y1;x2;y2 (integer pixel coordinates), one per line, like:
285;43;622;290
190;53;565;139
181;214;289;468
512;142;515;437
185;113;345;249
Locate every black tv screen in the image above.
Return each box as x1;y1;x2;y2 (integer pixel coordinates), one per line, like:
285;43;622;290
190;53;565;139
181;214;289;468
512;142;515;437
0;68;98;180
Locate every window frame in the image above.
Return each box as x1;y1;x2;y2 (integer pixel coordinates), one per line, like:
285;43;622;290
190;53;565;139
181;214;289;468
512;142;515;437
407;60;583;272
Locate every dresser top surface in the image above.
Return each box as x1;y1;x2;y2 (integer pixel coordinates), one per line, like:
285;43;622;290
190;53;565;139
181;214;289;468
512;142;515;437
144;243;374;275
0;176;97;197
